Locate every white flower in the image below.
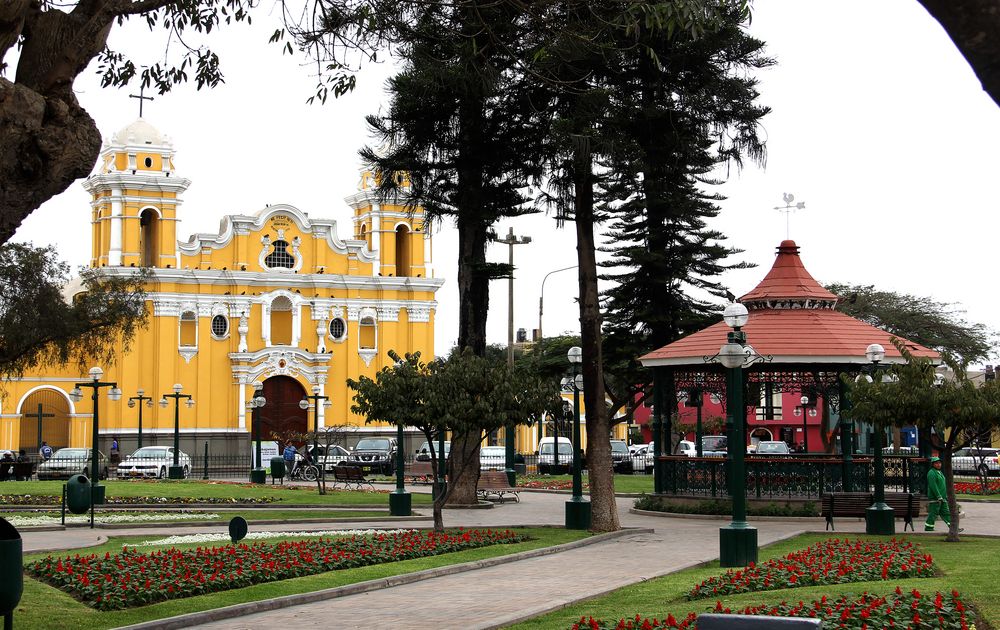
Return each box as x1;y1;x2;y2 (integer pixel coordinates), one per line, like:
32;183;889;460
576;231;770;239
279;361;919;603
9;512;222;527
124;528;417;547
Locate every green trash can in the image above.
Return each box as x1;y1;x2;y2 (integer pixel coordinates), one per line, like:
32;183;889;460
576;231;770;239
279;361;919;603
66;474;92;515
269;457;286;482
0;518;23;630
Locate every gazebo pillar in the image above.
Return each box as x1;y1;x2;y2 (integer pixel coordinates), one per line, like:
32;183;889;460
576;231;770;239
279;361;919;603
651;367;673;494
839;377;854;492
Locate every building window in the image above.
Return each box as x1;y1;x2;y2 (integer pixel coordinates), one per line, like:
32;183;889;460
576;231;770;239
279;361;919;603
264;240;295;269
755;384;783;421
329;317;347;341
270;296;293;345
211;314;229;339
359;315;376;349
179;311;197;347
395;225;411;277
139;209;159;267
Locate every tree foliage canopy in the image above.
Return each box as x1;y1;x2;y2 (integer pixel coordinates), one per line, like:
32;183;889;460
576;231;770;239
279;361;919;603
0;243;148;379
827;283;995;364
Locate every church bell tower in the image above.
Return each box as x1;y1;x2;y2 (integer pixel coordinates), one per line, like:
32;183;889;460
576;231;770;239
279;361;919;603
82;119;191;269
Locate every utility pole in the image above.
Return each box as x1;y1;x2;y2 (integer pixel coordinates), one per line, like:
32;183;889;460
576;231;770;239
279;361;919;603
497;226;531;484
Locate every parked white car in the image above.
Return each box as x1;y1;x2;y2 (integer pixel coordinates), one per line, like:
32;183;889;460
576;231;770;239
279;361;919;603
38;448;109;480
480;446;507;471
537;437;573;474
308;444;351;472
952;447;1000;477
117;446;192;479
754;441;791;456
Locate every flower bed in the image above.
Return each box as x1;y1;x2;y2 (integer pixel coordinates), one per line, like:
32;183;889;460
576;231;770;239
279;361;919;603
0;494;276;506
689;538;934;599
7;511;221;527
124;528;417;547
955;479;1000;495
520;479;575;490
27;528;527;610
573;588;972;629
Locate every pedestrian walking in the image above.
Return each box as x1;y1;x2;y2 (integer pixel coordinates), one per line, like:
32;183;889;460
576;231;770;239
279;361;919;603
39;441;52;460
925;456;962;532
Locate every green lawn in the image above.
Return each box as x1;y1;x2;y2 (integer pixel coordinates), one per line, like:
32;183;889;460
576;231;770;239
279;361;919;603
0;479;433;505
519;474;654;494
507;533;1000;629
13;527;588;630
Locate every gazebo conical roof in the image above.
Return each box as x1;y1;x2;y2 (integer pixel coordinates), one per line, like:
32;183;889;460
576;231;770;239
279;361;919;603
639;240;939;368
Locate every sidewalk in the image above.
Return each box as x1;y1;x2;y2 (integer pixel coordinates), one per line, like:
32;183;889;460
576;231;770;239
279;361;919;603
18;489;1000;629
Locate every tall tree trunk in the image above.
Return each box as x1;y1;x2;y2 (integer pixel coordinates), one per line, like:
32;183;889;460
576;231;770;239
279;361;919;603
573;135;618;532
943;448;961;542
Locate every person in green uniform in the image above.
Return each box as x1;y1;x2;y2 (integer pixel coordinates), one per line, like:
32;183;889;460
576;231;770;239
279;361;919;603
925;456;953;532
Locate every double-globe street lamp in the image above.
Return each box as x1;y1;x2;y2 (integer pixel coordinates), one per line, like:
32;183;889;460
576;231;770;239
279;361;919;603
710;303;770;567
864;342;895;535
246;384;267;484
793;395;817;453
299;387;338;488
69;367;122;526
127;390;153;449
159;384;194;479
564;346;591;529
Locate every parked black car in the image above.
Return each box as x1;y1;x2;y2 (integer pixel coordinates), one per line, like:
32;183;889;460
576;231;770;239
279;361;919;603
610;440;633;474
347;437;398;475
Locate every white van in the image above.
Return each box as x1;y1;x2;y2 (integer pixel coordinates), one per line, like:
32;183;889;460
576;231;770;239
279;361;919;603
537;437;573;474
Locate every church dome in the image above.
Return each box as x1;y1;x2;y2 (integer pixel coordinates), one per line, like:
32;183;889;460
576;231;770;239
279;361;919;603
112;118;165;146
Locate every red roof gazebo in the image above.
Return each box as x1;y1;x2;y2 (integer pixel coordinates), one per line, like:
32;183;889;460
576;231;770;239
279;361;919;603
638;239;939;455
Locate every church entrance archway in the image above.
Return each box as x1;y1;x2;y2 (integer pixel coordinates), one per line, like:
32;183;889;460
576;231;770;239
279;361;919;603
259;376;307;445
18;389;71;452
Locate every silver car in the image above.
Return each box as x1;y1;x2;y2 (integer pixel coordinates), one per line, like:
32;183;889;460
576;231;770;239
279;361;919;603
117;446;192;479
37;448;109;480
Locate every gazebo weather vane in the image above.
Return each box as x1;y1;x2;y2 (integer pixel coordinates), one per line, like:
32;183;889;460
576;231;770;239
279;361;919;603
774;192;806;240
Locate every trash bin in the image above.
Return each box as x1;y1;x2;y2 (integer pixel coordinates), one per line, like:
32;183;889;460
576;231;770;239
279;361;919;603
66;474;92;515
269;457;286;482
0;518;22;630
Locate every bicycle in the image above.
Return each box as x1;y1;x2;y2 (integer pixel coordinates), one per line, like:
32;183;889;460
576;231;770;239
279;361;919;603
289;454;319;482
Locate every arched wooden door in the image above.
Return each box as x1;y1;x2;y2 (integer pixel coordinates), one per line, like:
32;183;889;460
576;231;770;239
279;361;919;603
259;376;307;445
19;389;71;451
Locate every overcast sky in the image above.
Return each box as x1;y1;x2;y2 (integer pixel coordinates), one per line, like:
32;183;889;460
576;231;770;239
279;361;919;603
9;1;1000;366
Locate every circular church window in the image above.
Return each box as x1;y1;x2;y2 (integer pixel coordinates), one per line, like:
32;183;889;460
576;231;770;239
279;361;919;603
211;314;229;339
329;317;346;341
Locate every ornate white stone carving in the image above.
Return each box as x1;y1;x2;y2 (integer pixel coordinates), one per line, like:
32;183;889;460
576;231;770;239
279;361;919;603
179;347;197;364
376;306;400;322
359;348;377;367
408;306;432;323
237;314;249;353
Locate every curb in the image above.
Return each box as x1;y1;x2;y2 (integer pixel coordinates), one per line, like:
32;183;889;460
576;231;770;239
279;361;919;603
629;508;819;521
116;528;652;630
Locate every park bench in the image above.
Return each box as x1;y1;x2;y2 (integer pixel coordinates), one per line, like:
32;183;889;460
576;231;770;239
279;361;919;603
13;461;35;481
821;491;920;531
476;470;519;503
404;460;435;484
332;465;374;491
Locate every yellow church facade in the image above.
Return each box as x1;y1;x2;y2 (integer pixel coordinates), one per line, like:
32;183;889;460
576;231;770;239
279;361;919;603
0;119;443;457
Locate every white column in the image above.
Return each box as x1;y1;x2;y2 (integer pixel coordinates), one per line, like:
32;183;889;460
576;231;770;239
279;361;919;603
238;382;247;429
108;187;123;266
371;203;382;275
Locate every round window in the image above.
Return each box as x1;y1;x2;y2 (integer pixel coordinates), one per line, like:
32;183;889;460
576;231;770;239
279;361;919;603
329;317;346;340
144;157;153;168
211;314;229;338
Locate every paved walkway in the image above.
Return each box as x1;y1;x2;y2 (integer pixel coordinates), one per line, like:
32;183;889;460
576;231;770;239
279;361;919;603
17;488;1000;630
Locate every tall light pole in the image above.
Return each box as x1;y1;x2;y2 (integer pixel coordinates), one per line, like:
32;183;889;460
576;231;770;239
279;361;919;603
864;342;895;534
69;366;122;526
246;383;266;484
712;302;767;567
538;265;577;448
159;384;194;479
565;346;591;529
299;386;332;485
793;394;817;453
127;390;153;449
499;226;531;486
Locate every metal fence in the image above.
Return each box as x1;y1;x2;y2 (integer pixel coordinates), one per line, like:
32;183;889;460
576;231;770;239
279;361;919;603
658;455;929;500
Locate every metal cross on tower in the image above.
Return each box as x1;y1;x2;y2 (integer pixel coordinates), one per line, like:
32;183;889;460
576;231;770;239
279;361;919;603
129;84;154;118
773;192;806;239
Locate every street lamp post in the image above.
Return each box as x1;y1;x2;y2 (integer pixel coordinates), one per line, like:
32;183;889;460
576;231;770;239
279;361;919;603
565;346;591;529
793;395;817;453
69;367;122;527
864;342;895;535
712;303;763;567
159;384;194;479
499;226;531;486
299;385;332;485
127;390;153;449
537;265;577;448
246;384;266;483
